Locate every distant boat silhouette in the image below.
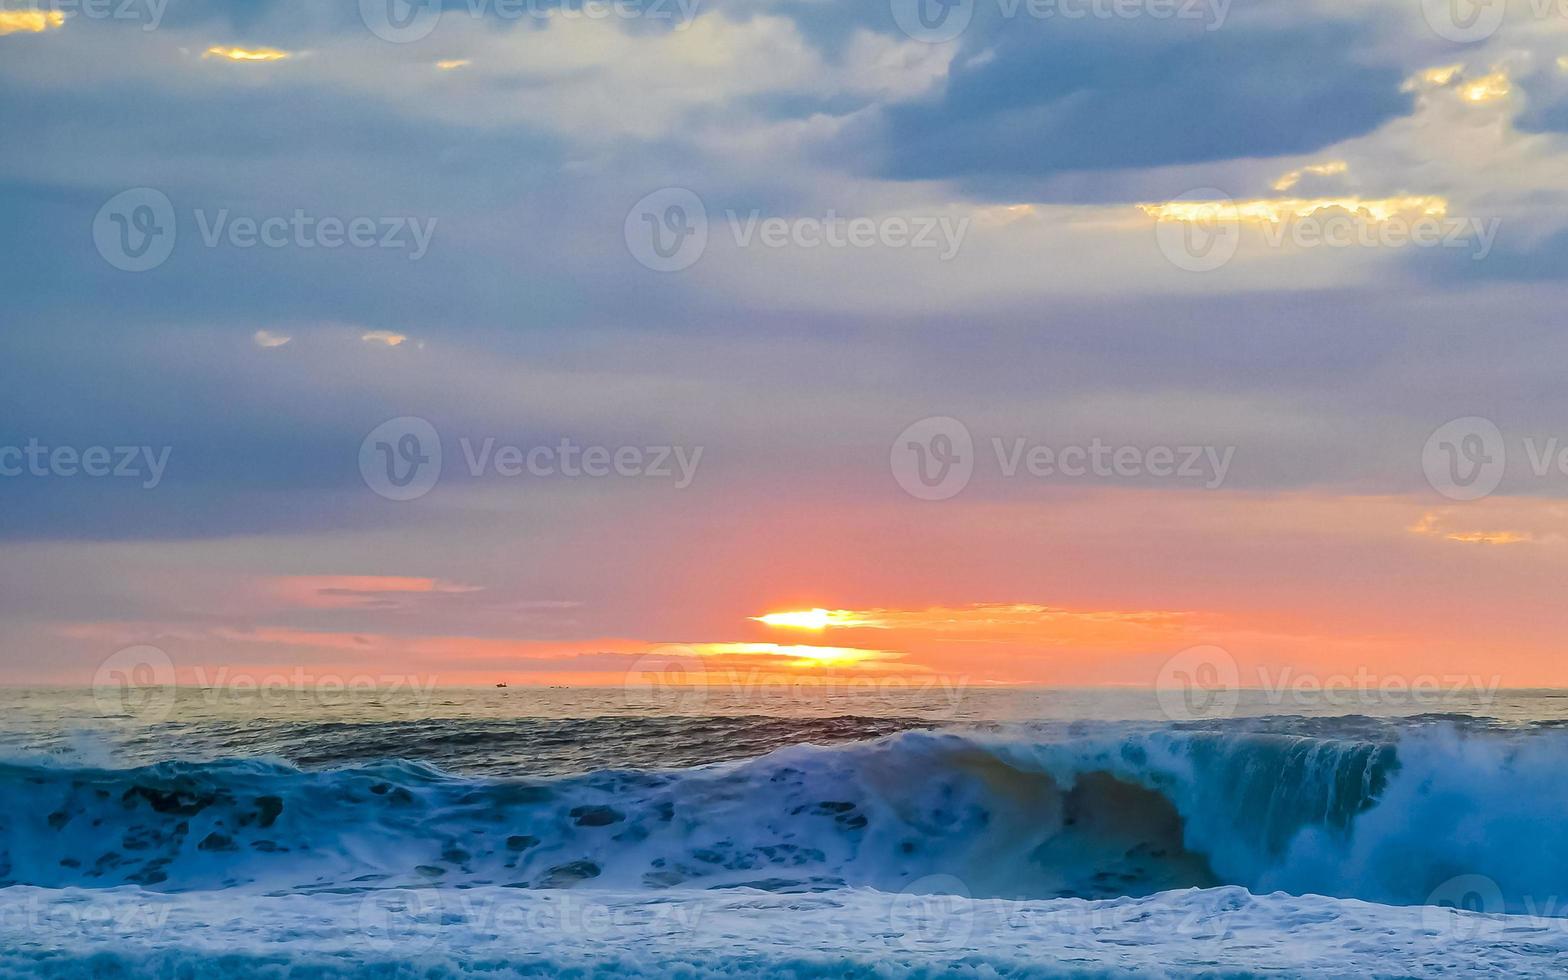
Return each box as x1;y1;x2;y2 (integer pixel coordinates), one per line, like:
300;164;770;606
495;682;508;688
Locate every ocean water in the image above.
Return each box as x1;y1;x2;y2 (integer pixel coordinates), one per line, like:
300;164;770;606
3;686;1568;976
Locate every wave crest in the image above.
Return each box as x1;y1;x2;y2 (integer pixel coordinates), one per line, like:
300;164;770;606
0;725;1558;908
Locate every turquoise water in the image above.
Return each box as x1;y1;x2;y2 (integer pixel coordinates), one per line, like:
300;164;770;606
4;688;1568;975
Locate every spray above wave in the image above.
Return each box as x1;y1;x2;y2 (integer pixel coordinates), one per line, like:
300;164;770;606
0;725;1560;908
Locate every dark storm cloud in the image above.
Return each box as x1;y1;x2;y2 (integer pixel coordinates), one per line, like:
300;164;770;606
861;21;1412;187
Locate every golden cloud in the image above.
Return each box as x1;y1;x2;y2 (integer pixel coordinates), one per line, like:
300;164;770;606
1459;71;1511;104
1272;161;1349;192
754;602;1204;645
0;11;65;35
204;46;291;63
1139;196;1448;224
1408;511;1533;546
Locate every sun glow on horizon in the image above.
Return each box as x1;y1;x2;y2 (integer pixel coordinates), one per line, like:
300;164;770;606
204;46;291;62
751;608;880;630
690;642;900;668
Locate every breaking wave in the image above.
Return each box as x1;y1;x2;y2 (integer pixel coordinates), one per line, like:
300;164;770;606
2;724;1563;909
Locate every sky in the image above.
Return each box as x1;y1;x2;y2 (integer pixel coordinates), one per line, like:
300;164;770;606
2;0;1568;691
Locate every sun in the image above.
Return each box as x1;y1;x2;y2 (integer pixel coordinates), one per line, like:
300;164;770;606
752;608;836;630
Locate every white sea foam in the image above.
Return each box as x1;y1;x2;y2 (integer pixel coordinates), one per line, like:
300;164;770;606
5;722;1568;974
2;883;1566;977
2;725;1566;907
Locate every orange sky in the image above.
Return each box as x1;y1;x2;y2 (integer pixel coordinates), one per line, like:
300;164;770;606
22;485;1568;690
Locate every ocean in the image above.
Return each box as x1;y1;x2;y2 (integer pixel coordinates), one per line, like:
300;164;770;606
2;686;1567;976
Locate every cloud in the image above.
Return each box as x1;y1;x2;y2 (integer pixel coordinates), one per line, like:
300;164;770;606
686;642;907;667
6;0;1568;686
1407;506;1568;547
752;602;1210;648
853;17;1412;189
1138;195;1448;224
0;11;64;35
1273;161;1349;192
203;45;291;62
266;575;485;609
1458;71;1512;104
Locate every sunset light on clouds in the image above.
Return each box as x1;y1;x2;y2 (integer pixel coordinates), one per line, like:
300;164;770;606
10;2;1568;970
3;0;1568;695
